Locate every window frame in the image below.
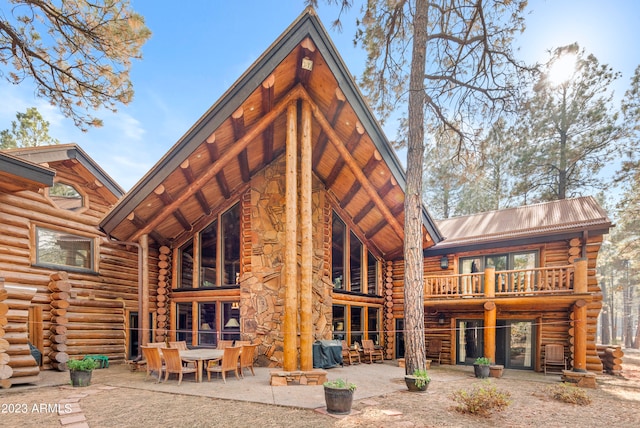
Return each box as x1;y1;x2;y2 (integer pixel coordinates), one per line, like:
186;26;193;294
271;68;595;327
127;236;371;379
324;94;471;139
459;250;539;273
33;225;96;273
331;211;381;296
176;202;241;290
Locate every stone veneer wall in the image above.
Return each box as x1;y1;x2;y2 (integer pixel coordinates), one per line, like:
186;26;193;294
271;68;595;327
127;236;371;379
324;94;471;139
239;156;333;367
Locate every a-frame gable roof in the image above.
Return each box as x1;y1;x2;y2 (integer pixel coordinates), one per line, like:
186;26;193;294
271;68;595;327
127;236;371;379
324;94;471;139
100;7;442;258
0;151;55;192
5;144;124;202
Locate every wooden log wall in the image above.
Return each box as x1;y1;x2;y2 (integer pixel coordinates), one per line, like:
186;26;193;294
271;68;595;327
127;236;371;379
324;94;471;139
384;261;394;359
48;272;69;370
155;245;171;342
3;283;40;387
596;344;623;375
0;161;156;370
0;278;11;389
65;297;126;362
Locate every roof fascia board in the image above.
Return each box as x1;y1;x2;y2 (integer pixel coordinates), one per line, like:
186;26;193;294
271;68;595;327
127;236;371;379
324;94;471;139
0;152;55;187
423;227;611;257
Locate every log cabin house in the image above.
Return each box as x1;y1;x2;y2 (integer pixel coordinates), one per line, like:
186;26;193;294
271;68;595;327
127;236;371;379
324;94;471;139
420;197;611;374
0;9;612;386
0;145;143;387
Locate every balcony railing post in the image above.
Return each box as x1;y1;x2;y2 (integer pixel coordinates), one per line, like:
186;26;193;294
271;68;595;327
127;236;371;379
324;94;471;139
484;267;495;298
573;258;588;294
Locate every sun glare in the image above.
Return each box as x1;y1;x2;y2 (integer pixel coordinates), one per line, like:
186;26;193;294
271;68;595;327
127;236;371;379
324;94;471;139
547;53;577;87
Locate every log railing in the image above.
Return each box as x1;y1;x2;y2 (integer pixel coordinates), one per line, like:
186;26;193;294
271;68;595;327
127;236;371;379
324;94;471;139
425;265;576;298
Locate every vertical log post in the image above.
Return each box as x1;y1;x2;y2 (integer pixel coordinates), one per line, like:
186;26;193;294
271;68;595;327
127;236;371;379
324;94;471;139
300;100;313;371
140;234;150;346
283;101;298;372
484;267;495;298
573;299;588;372
484;301;497;363
573;258;588;294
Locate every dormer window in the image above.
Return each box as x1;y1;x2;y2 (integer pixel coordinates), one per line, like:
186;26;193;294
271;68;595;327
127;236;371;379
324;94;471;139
49;182;83;211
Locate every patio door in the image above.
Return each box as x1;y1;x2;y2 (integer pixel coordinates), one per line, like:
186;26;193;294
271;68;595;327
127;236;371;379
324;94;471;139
456;320;484;364
496;320;534;369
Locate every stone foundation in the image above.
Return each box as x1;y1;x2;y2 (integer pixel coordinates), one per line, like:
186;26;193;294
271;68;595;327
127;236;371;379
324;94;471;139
561;370;597;388
270;370;328;386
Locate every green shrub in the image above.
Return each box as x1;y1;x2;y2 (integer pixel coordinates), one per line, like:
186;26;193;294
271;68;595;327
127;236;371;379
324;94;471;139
546;382;592;405
450;382;511;417
474;356;491;365
324;378;356;391
411;368;430;388
67;358;98;371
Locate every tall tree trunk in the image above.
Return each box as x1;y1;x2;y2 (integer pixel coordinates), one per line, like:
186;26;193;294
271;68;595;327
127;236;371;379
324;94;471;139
403;0;428;375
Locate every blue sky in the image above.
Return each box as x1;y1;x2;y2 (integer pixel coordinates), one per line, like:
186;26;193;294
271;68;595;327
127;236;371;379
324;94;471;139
1;0;638;192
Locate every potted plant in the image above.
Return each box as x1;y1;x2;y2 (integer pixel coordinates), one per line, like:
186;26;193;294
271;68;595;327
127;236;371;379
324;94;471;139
473;356;491;379
404;368;430;392
68;357;98;387
323;378;356;415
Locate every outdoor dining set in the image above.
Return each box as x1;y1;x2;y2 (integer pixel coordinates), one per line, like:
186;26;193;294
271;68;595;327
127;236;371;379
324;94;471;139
140;340;258;385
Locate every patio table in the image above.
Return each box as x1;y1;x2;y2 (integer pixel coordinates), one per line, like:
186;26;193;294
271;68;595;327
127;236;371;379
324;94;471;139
179;348;224;382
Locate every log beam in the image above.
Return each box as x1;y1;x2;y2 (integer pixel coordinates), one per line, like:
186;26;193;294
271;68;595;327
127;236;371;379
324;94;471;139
302;89;404;240
300;100;313;371
154;185;192;232
312;87;346;166
283;101;298;372
232;107;251;182
205;134;232;199
180;159;211;215
130;85;305;242
296;38;316;86
324;122;364;188
261;75;275;165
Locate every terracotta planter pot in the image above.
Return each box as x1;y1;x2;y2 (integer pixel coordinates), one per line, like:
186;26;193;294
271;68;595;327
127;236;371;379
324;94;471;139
489;365;504;378
324;386;354;414
70;369;92;387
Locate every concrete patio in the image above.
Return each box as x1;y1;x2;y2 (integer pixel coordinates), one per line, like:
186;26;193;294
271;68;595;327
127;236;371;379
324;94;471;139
4;360;564;410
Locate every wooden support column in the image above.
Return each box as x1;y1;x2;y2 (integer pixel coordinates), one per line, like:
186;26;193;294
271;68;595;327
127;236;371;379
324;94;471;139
573;258;588;294
484;267;495;298
300;100;313;371
484;301;496;363
283;101;298;372
140;234;150;346
573;299;587;372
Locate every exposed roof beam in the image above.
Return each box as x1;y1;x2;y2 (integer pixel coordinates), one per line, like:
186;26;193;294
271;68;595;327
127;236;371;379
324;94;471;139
324;122;364;188
312;87;346;166
352;178;396;224
154;184;193;232
126;212;166;246
261;75;275;165
301;88;404;240
340;181;361;209
231;107;251;182
296;38;316;86
180;159;211;216
129;85;305;242
205;134;231;199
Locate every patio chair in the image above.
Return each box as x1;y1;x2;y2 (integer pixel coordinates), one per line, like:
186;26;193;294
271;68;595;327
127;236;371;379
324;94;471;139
361;339;384;363
234;340;251;347
238;343;258;377
543;343;567;375
426;339;442;365
140;346;164;383
169;341;196;368
162;347;197;385
206;346;241;383
341;340;360;365
216;340;234;350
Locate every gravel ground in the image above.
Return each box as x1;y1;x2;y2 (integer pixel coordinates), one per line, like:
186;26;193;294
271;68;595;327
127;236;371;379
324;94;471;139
1;350;639;427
